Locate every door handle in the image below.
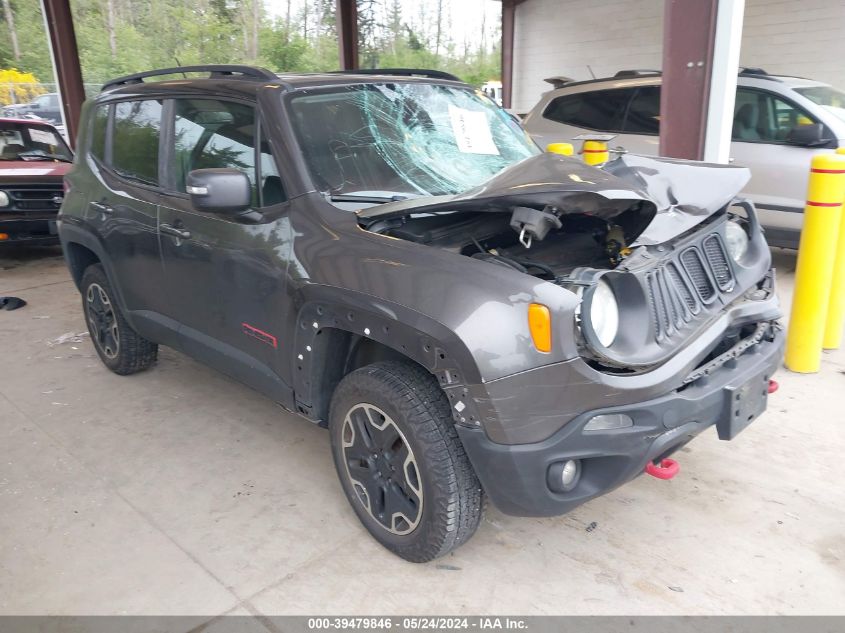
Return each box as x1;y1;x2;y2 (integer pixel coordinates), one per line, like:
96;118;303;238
89;200;113;214
160;223;192;240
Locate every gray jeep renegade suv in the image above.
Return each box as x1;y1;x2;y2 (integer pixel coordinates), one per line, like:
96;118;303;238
59;65;783;562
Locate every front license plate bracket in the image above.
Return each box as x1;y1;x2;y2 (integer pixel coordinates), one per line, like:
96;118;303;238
718;373;769;440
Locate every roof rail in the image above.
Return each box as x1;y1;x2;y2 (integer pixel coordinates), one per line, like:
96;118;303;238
738;67;782;82
614;69;662;78
101;65;278;92
329;68;462;82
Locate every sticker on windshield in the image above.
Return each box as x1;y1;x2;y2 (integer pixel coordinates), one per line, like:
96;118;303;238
29;128;58;145
448;105;499;155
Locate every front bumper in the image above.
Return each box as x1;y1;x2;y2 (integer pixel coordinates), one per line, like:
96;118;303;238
0;216;59;245
457;323;784;517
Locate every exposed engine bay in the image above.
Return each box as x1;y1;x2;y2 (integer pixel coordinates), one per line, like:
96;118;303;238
365;207;637;280
355;152;754;284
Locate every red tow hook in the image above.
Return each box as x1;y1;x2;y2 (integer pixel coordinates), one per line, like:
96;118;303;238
768;379;779;394
645;458;680;480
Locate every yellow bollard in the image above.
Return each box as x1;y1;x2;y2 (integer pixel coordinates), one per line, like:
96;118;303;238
582;139;609;165
822;147;845;349
546;142;574;156
785;152;845;372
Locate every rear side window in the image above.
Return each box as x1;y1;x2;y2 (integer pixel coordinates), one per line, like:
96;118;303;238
624;87;661;134
90;104;108;161
543;88;633;132
112;100;162;186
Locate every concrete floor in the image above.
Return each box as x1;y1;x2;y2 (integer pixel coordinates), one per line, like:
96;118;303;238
0;245;843;618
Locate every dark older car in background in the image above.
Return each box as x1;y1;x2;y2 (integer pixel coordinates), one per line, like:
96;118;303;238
3;93;63;125
0;118;72;245
59;66;783;562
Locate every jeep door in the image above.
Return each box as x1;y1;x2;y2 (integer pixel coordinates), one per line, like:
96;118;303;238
84;98;174;339
157;97;293;402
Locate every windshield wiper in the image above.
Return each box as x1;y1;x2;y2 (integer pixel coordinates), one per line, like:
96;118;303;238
329;193;410;204
18;151;73;163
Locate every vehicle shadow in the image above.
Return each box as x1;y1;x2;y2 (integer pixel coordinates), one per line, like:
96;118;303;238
0;244;65;269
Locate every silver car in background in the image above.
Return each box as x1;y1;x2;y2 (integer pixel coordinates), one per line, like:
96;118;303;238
522;68;845;248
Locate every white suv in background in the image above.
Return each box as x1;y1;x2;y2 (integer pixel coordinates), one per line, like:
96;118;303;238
522;68;845;248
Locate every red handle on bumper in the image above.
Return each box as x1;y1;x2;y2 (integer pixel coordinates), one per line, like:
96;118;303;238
645;458;680;480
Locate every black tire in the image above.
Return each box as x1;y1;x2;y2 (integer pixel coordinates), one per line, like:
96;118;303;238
80;264;158;375
329;360;483;562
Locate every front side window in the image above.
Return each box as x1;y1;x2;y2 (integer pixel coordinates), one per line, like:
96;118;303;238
112;100;162;185
543;88;632;133
289;83;538;197
171;99;283;207
733;88;820;143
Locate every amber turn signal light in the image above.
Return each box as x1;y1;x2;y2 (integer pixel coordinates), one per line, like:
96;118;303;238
528;303;552;353
0;233;9;241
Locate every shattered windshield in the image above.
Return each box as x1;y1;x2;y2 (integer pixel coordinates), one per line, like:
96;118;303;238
288;83;539;198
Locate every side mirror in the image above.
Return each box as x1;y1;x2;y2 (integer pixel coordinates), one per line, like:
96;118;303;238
29;102;40;110
186;168;251;215
786;123;831;148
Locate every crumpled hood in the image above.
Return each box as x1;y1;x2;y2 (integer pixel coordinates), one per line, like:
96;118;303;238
603;153;750;245
358;152;750;245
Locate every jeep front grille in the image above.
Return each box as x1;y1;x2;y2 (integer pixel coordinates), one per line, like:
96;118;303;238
680;247;715;301
647;232;736;343
703;234;733;290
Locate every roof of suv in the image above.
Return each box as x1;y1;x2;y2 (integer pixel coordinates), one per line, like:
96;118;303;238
541;67;833;93
98;65;467;100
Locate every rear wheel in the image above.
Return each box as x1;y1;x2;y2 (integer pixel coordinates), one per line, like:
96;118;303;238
80;264;157;375
329;361;483;562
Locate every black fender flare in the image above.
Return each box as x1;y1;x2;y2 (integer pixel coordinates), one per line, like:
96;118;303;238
59;219;137;326
290;284;483;426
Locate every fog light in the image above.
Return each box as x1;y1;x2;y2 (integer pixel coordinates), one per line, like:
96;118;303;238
547;459;581;493
0;191;8;207
584;413;633;431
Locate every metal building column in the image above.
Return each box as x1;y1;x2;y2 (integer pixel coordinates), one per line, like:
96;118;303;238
500;0;526;110
40;0;86;147
703;0;744;163
336;0;359;71
659;0;719;160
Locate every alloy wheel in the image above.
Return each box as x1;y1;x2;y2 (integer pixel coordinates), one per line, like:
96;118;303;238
85;283;119;360
341;403;423;535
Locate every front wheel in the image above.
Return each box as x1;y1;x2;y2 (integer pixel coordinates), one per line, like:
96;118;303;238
329;361;483;562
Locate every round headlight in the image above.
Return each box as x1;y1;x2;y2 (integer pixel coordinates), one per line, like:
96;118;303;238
0;191;9;207
725;220;749;262
590;278;619;347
